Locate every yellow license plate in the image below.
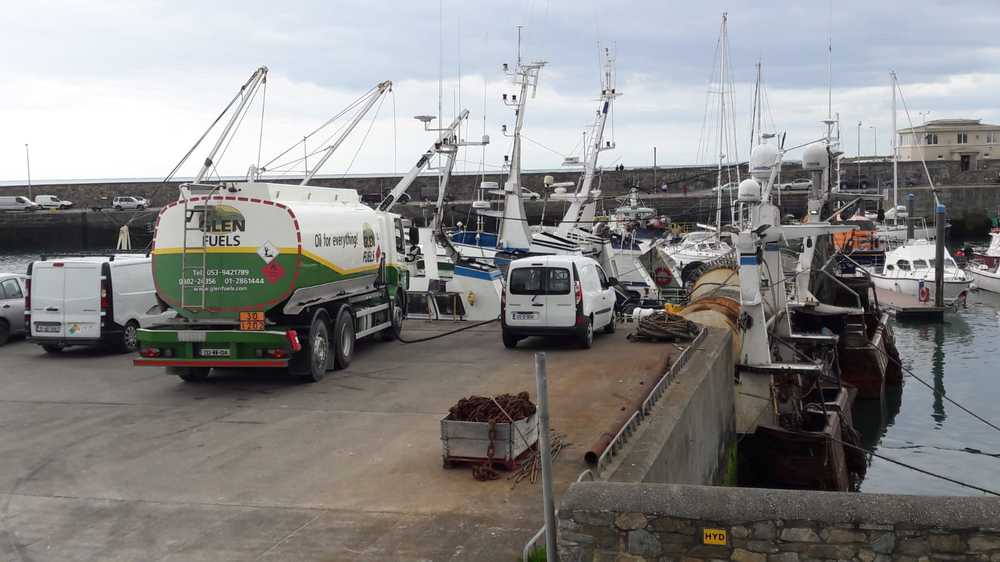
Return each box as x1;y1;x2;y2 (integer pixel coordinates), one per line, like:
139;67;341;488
239;311;265;331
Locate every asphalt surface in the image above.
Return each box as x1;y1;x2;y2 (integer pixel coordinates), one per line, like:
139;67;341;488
0;321;673;561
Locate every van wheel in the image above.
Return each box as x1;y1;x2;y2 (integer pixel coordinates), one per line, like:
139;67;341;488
603;315;616;334
42;344;63;354
579;317;594;349
118;320;140;353
174;367;211;382
301;312;331;382
333;306;355;370
0;320;9;346
502;329;520;349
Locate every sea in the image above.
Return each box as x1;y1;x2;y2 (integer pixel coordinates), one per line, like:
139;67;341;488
2;249;998;496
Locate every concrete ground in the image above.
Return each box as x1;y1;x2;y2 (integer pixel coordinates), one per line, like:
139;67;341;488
0;321;676;562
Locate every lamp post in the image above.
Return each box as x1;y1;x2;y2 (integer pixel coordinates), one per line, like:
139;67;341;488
25;144;32;200
870;126;878;157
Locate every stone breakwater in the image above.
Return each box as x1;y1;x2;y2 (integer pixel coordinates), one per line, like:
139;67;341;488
558;482;1000;562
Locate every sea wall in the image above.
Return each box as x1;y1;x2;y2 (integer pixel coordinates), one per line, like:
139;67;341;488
558;482;1000;562
605;328;735;485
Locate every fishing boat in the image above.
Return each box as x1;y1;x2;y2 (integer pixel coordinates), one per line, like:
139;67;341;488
969;228;1000;270
868;239;971;302
967;253;1000;294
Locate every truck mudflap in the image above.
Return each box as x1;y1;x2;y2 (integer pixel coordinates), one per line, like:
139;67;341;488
133;328;299;368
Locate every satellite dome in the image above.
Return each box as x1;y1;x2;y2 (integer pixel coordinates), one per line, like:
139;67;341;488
802;143;829;171
738;178;762;203
750;143;779;181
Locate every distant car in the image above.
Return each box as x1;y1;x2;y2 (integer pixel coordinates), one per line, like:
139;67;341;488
34;194;73;209
113;196;148;210
0;196;39;212
839;175;872;192
0;273;28;345
520;188;542;201
778;178;813;191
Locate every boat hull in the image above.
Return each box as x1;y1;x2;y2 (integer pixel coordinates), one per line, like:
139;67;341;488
871;275;972;301
970;266;1000;294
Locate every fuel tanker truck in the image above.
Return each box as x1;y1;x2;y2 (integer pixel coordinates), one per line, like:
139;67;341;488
134;181;408;382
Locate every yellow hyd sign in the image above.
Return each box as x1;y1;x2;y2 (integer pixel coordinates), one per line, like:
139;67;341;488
702;528;728;545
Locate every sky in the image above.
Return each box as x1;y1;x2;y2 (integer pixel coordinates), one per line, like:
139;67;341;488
2;0;1000;183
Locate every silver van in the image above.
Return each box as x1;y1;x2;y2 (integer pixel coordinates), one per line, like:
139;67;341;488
0;196;39;211
0;273;28;345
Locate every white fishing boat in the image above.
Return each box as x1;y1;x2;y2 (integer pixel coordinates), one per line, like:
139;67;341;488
967;259;1000;294
869;240;971;302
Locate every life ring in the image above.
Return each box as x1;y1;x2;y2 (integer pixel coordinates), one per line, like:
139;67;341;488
918;286;930;303
654;266;674;288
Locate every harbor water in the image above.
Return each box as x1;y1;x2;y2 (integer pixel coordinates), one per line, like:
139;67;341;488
1;250;997;496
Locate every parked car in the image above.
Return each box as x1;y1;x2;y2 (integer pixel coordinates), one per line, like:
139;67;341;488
0;273;28;345
26;255;170;353
777;178;813;191
501;255;616;349
113;196;149;210
0;196;39;211
839;175;872;192
34;194;73;209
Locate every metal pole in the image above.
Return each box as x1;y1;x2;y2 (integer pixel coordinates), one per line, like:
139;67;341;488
653;146;657;188
906;193;915;240
534;352;557;562
25;143;32;200
934;203;945;307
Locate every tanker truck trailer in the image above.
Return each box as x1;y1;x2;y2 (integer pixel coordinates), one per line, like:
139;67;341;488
134;181;408;382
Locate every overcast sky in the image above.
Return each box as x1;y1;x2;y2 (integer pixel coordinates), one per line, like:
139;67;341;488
3;0;999;183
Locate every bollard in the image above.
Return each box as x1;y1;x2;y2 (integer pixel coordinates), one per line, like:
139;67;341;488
935;203;945;307
535;352;557;562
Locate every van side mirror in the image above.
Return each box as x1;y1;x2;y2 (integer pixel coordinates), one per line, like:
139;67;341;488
607;277;618;286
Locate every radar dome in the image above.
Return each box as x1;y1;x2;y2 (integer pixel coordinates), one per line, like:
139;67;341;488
738;179;762;203
802;143;829;171
750;143;779;181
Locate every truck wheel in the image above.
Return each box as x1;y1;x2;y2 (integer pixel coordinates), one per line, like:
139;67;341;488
302;313;331;382
578;316;594;349
171;367;211;382
502;329;520;349
117;320;140;353
333;306;355;370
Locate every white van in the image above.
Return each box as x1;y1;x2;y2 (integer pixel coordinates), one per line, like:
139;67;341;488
0;196;39;211
26;255;168;353
34;195;73;209
502;255;617;349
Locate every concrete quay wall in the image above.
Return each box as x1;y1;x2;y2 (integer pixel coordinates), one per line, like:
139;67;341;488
607;328;735;486
558;482;1000;562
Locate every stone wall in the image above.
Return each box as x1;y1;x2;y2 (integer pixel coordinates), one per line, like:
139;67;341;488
558;482;1000;562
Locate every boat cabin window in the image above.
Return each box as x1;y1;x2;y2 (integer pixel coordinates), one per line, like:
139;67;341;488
509;267;571;295
896;260;911;271
912;259;929;269
886;264;895;271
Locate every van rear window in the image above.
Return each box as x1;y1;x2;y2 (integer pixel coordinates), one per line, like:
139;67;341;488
509;267;571;295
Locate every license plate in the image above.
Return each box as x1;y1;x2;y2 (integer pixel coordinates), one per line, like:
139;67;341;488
35;323;61;333
512;312;535;320
199;348;230;357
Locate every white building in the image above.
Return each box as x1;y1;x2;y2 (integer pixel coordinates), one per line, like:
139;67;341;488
897;118;1000;170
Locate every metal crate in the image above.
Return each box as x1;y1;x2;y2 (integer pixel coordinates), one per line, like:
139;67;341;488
440;414;538;469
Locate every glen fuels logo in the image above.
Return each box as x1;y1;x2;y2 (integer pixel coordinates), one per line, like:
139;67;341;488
186;204;246;247
362;223;380;264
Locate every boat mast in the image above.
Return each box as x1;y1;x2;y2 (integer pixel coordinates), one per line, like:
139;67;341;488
555;47;617;237
891;70;899;210
715;13;728;234
498;27;545;251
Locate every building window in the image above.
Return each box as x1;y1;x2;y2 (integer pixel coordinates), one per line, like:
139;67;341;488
958;132;968;144
925;133;938;145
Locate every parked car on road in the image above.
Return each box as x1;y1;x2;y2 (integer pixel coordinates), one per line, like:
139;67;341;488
839;175;872;192
27;255;170;353
34;194;73;209
777;178;813;191
113;196;149;210
501;255;616;349
0;273;28;345
0;196;39;211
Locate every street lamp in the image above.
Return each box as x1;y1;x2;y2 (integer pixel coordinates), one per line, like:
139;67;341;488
857;121;862;157
25;144;32;200
869;126;878;157
919;111;931;126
